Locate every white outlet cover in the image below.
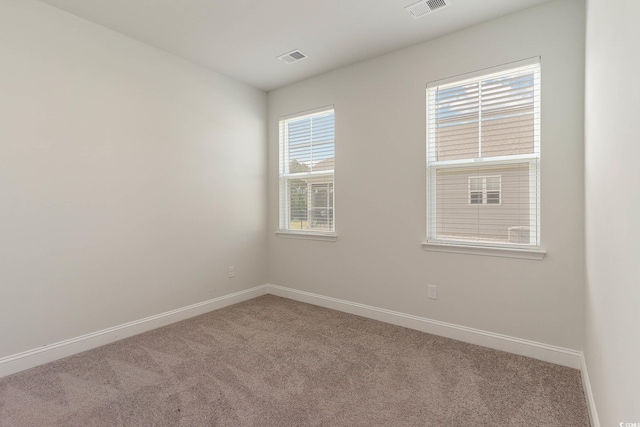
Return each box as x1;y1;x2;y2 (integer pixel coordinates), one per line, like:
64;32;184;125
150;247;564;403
427;285;437;300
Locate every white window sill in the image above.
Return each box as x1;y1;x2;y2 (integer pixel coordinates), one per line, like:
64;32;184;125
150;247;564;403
276;231;338;242
421;242;546;260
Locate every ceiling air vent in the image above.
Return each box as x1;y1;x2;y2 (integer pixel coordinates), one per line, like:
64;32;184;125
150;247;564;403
277;50;308;65
406;0;450;19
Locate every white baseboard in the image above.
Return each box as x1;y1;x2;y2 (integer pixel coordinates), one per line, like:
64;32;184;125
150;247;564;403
0;285;268;378
580;353;600;427
266;284;582;369
0;282;583;380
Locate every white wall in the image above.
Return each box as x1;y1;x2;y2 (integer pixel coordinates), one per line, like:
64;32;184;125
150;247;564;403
0;0;267;358
268;0;586;350
584;0;640;424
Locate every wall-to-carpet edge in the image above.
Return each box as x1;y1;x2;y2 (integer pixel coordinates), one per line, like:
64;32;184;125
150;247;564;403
1;283;583;378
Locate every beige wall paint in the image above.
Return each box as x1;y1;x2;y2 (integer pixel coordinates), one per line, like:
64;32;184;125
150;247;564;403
0;0;267;358
268;0;585;349
584;0;640;423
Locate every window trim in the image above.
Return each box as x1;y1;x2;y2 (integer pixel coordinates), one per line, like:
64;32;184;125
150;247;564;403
278;105;336;239
425;58;542;254
275;230;338;242
421;241;546;260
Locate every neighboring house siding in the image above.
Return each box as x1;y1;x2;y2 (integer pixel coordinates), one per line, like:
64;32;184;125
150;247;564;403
436;165;531;243
436;106;535;160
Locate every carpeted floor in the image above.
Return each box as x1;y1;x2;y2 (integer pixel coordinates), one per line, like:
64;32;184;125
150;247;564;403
0;295;590;426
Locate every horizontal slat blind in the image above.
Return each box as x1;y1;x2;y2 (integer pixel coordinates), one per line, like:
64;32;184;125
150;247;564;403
279;108;335;233
427;60;541;247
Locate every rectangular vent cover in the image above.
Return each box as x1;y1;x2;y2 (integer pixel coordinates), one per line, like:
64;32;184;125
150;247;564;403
277;50;308;64
406;0;449;19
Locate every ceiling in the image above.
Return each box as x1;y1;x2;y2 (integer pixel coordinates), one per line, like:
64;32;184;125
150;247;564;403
37;0;553;91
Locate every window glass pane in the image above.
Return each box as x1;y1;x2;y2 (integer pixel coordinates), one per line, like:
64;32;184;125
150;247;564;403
480;72;536;157
470;192;483;204
289;159;310;173
311;183;330;208
288;180;308;230
312;152;334;172
486;176;500;191
310;208;332;230
481;73;535;112
286;112;335;173
436;164;531;244
287;118;312;167
434;83;480;161
469;177;482;191
436;121;480;161
482;109;535;157
486;191;500;204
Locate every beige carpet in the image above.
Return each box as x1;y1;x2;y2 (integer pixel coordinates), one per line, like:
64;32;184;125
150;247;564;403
0;295;589;426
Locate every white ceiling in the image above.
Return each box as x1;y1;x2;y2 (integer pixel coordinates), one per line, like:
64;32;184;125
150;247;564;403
38;0;553;91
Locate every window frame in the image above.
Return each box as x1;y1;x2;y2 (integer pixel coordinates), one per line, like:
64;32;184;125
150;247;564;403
277;106;336;241
424;58;545;259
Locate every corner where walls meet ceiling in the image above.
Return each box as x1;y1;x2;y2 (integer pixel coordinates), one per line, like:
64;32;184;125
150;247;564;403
37;0;554;91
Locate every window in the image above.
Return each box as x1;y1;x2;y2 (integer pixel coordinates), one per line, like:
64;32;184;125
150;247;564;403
426;59;541;248
279;107;335;235
469;176;501;205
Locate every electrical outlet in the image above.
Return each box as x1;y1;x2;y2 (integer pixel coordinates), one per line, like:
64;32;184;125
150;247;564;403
427;284;437;300
228;266;235;278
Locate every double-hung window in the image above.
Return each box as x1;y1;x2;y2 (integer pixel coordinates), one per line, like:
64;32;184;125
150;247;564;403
426;59;541;249
279;107;335;235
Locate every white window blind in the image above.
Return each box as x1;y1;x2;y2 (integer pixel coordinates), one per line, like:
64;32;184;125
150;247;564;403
427;59;541;247
279;107;335;234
